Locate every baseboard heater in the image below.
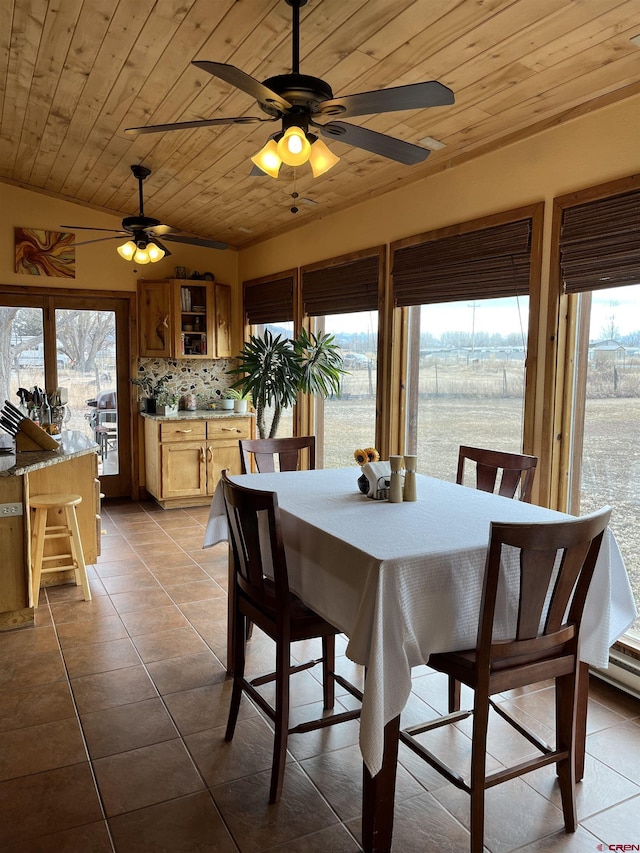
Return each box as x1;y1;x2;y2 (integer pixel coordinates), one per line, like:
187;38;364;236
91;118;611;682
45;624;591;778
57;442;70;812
591;647;640;700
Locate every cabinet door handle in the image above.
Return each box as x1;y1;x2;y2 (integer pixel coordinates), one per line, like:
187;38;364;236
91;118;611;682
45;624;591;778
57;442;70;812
177;429;192;433
207;446;212;460
200;446;205;462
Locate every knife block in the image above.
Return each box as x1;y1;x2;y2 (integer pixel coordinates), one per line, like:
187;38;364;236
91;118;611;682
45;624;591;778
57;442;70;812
16;420;60;451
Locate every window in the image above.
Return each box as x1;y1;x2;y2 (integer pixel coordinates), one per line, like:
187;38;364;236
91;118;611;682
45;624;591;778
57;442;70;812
406;297;529;480
558;185;640;641
392;208;541;478
301;249;383;467
243;270;296;439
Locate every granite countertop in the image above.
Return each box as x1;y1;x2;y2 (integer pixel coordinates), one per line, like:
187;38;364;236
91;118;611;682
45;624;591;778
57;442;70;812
0;430;98;476
141;409;255;422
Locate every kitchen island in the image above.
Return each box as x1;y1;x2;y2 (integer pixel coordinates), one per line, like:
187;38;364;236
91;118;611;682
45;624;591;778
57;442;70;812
142;410;254;509
0;431;100;630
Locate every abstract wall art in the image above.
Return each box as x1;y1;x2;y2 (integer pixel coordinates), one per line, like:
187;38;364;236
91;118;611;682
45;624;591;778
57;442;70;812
15;228;76;278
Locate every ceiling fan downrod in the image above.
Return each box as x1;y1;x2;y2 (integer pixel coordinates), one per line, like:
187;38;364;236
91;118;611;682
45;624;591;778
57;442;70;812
285;0;307;75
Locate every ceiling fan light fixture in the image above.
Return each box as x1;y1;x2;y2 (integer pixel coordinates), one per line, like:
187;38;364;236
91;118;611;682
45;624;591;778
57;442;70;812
277;125;311;166
308;137;339;177
147;242;165;262
251;139;282;178
117;240;137;260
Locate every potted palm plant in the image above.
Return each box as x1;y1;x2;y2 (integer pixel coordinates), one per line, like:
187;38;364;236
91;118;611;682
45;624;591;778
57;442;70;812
228;329;344;439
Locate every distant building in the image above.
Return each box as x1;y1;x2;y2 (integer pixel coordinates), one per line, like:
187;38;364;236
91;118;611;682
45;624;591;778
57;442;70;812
589;339;626;363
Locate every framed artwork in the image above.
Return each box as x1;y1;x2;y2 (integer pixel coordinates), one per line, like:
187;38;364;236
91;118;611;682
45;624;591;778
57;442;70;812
15;228;76;278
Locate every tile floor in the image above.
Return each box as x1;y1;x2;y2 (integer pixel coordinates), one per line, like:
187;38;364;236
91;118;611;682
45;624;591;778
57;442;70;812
0;498;638;852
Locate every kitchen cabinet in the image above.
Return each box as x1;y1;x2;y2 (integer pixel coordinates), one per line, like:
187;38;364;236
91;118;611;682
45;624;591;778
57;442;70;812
143;414;252;508
138;279;232;359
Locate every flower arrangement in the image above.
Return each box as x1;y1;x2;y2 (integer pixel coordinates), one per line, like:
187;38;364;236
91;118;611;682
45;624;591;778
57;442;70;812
354;447;380;466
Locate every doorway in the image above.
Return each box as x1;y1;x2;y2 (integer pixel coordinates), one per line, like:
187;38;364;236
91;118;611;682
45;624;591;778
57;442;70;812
0;288;133;498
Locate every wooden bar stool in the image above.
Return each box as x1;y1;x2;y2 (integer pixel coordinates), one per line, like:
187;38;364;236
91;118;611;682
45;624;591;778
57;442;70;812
30;493;91;607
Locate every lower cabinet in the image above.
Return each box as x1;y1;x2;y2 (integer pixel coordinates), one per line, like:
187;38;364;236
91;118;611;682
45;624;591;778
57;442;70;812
144;416;252;508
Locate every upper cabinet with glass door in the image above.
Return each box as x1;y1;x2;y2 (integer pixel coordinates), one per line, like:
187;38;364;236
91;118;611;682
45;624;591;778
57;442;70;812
138;279;232;359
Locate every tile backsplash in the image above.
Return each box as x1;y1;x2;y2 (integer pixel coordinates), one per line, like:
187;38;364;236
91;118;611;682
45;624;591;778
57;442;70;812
135;357;236;408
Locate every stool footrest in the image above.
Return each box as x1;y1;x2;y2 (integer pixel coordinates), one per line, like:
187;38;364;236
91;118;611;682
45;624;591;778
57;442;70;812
41;563;78;573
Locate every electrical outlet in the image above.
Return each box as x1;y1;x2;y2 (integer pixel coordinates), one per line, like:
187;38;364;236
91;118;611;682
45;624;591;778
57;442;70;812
0;503;23;516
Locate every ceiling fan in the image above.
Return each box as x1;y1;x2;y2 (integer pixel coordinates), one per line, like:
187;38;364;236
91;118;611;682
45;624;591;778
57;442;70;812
125;0;454;178
63;164;228;264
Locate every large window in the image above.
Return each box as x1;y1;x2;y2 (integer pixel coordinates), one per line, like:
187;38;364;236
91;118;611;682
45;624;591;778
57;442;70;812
312;310;378;468
558;183;640;645
392;208;540;479
406;296;529;480
301;249;383;467
568;286;640;637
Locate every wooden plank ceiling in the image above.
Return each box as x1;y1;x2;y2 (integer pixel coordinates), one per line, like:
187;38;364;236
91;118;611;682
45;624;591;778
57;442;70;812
1;0;639;250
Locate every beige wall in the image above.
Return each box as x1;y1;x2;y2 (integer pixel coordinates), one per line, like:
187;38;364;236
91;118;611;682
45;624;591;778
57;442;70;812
0;182;238;294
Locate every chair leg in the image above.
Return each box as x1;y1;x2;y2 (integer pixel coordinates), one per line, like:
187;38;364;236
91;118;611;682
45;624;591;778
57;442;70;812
270;636;291;804
225;611;246;742
322;634;336;710
448;676;461;712
65;506;91;602
556;672;577;832
469;693;490;853
30;507;48;608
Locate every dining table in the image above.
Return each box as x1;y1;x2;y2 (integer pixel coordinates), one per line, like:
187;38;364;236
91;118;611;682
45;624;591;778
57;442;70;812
204;466;637;853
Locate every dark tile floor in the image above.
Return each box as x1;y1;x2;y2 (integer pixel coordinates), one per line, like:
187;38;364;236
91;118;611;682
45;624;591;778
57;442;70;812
0;499;638;852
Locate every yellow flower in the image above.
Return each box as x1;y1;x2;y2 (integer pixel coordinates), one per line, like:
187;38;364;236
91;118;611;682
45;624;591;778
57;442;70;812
353;448;368;466
365;447;380;463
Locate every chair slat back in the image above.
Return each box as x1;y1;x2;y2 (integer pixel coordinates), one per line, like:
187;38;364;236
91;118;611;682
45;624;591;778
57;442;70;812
457;445;538;501
221;470;290;613
240;436;316;474
477;507;611;669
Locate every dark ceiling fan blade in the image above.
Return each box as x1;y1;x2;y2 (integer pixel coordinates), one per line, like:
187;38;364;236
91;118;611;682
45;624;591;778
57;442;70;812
162;234;228;251
61;225;126;234
317;121;429;165
125;115;272;136
192;61;292;112
71;236;123;247
313;81;454;119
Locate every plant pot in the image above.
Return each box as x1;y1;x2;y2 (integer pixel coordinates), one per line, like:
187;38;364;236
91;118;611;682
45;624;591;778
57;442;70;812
233;399;248;413
220;398;234;410
156;404;178;416
145;398;156;414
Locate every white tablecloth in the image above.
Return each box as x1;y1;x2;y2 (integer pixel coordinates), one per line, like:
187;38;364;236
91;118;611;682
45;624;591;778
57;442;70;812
204;467;637;776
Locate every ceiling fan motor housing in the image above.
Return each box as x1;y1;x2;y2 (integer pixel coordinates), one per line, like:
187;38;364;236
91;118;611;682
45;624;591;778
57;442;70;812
260;74;335;117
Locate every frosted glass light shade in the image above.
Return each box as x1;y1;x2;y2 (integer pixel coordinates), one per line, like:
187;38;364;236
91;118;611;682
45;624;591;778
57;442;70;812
251;139;282;178
117;240;137;260
133;247;150;264
147;243;165;262
276;126;311;166
308;138;340;177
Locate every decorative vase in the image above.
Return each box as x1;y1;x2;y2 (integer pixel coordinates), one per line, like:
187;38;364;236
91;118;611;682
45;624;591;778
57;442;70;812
357;472;369;494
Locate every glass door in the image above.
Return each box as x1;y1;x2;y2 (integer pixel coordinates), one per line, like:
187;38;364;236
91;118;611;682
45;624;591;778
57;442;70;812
0;290;132;498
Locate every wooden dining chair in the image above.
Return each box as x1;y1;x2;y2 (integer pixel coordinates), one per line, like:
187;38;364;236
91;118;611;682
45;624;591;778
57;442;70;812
456;445;538;502
221;470;361;803
400;506;611;853
239;436;316;474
